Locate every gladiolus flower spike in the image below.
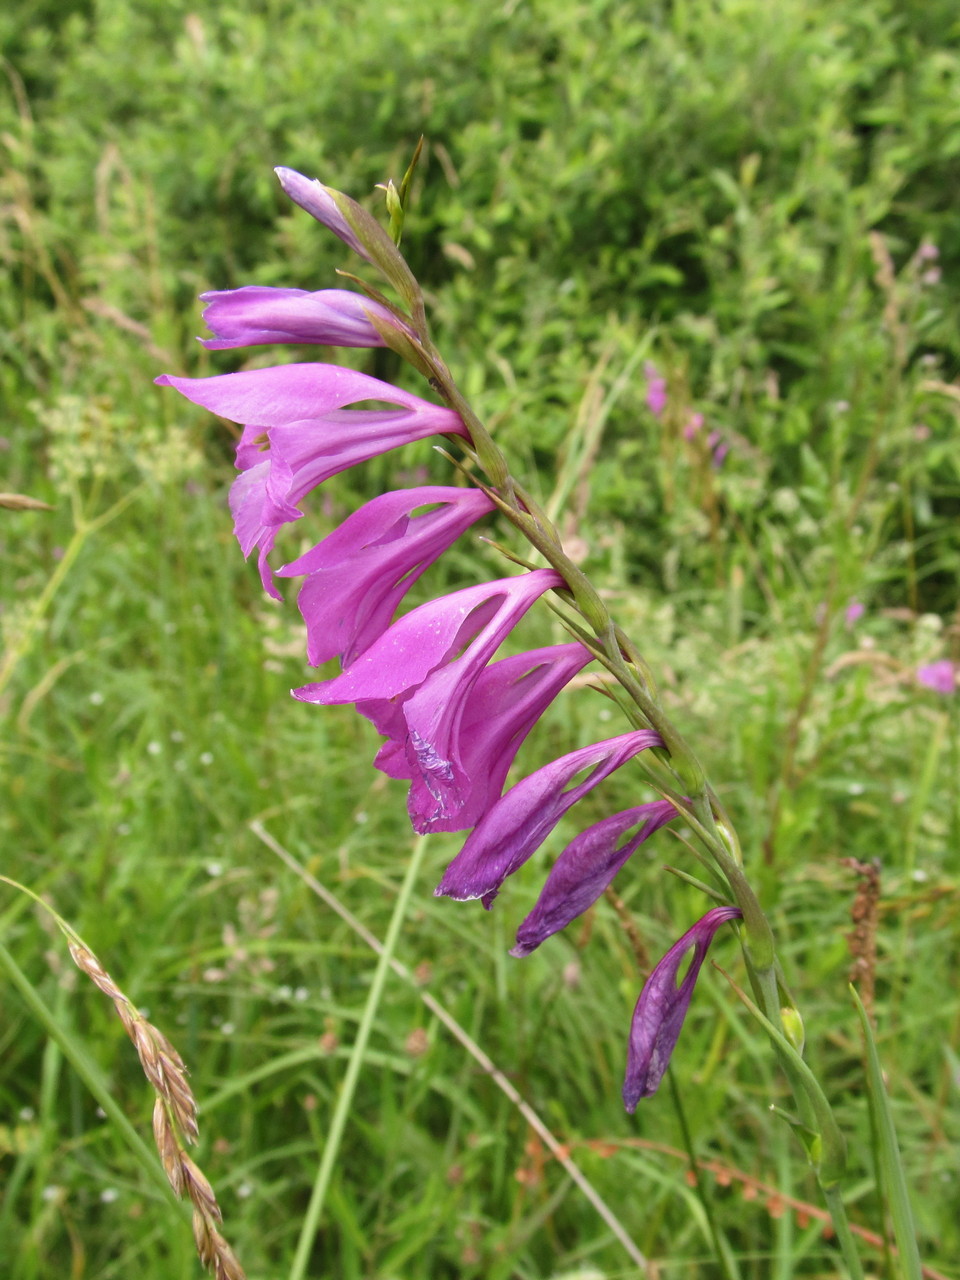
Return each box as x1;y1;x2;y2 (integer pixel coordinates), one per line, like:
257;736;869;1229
157;162;742;1113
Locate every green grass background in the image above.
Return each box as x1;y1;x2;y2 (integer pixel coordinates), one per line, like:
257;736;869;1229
2;0;959;1276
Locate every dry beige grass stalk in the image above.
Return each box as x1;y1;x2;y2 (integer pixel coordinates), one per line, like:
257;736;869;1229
67;937;246;1280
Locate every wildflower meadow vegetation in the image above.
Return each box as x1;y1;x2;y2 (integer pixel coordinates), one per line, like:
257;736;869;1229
2;2;959;1278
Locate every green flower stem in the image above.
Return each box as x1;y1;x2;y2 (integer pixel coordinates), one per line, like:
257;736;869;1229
823;1186;867;1280
288;834;430;1280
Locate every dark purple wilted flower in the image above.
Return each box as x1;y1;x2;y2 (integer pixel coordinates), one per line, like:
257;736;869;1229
278;486;494;667
198;286;411;350
294;570;564;829
917;660;956;695
511;801;677;956
436;730;663;906
156;364;466;597
623;905;741;1109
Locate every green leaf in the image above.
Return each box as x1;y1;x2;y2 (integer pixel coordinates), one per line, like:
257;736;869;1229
850;986;923;1280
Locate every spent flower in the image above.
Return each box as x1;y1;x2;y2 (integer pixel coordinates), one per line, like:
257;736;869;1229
623;906;742;1109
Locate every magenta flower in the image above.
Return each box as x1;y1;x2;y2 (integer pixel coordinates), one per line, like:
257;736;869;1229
435;730;663;906
155;364;466;597
511;801;677;956
623;905;742;1109
278;486;494;668
917;660;956;695
378;642;595;833
294;570;565;828
844;600;864;627
644;363;668;417
198;286;410;350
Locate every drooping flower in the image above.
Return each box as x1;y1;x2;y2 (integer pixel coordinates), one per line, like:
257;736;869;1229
435;730;663;907
294;570;565;828
917;660;956;695
376;642;595;833
511;800;678;956
198;286;411;350
155;364;467;597
278;486;495;667
623;905;742;1110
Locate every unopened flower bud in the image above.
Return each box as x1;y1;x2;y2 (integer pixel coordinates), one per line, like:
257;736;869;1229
780;1006;805;1054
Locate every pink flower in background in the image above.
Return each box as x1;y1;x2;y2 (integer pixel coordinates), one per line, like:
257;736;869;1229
917;661;956;695
623;906;742;1108
644;363;668;417
845;600;864;627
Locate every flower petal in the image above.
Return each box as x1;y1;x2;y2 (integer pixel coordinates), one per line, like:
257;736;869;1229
917;660;955;695
402;642;594;833
155;362;461;427
435;730;663;907
198;286;407;350
623;905;742;1110
295;572;564;826
511;801;678;956
294;570;562;708
278;486;494;666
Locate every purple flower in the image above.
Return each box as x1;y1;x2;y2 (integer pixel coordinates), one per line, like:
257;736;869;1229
382;642;595;832
198;286;410;350
275;167;371;261
294;570;565;829
274;167;420;306
155;364;466;597
917;660;956;695
845;600;864;627
278;486;494;668
511;801;677;956
645;363;667;417
623;905;742;1110
435;730;663;907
